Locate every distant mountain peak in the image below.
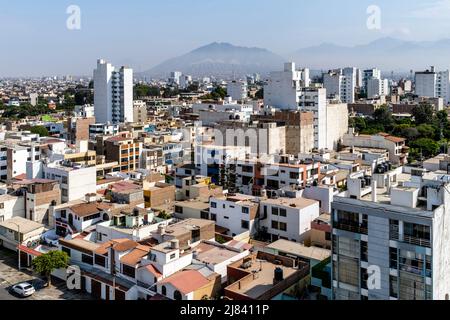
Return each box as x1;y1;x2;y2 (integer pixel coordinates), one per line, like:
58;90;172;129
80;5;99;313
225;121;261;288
143;42;284;78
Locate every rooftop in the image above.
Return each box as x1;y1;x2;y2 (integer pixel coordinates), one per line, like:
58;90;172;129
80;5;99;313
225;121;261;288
262;197;318;210
192;241;247;265
266;240;330;261
159;270;211;294
0;217;44;234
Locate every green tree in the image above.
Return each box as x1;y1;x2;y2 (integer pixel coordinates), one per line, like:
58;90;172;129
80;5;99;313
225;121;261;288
32;250;69;286
255;88;264;99
416;124;437;139
30;125;49;137
411;104;434;125
410;138;440;158
372;105;394;129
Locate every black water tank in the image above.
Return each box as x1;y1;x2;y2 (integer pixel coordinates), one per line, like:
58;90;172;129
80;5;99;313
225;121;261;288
274;267;284;282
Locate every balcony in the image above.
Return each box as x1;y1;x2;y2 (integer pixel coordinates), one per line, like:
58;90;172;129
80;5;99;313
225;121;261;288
403;234;431;248
334;221;368;235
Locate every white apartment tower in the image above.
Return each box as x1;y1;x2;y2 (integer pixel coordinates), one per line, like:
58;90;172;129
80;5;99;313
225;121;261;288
323;68;356;103
94;59;134;124
367;78;390;98
363;68;381;93
264;62;311;109
227;80;248;101
415;67;450;104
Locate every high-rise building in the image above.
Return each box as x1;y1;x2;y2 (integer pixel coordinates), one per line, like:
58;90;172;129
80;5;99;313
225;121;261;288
415;67;450;104
323;68;356;103
264;62;310;109
227;80;248;101
93;59;134;124
332;168;450;300
363;68;382;92
367;78;390;98
169;71;182;86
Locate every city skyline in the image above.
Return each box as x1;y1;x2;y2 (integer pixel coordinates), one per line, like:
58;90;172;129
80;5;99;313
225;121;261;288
3;0;450;77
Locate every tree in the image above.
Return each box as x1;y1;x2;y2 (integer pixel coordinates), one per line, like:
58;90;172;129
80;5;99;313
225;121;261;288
416;124;437;139
30;126;50;137
32;250;69;286
255;88;264;100
411;104;434;125
372;105;393;129
409;138;440;158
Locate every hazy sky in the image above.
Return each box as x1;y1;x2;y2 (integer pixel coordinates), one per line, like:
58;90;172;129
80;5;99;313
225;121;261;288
2;0;450;77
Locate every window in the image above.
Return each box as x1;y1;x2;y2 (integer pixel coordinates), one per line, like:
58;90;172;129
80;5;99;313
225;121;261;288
242;207;249;214
170;253;176;260
62;189;68;197
173;290;182;300
290;172;300;180
224;216;229;220
0;203;4;209
325;232;331;241
279;208;287;217
272;207;279;216
360;241;368;262
122;264;136;278
61;247;71;257
241;220;249;229
390;275;398;298
279;222;287;231
175;206;183;214
94;254;106;268
60;210;66;219
210;214;217;221
81;254;93;265
211;202;217;208
390;247;398;269
271;221;279;230
161;285;167;296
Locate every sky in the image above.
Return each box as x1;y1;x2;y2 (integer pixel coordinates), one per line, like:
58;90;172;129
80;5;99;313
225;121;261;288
2;0;450;77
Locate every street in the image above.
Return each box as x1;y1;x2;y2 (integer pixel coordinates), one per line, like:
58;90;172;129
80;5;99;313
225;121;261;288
0;247;93;300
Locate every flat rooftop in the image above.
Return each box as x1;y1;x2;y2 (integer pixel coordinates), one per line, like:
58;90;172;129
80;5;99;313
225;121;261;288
266;240;330;261
0;217;44;233
193;241;245;265
262;197;318;210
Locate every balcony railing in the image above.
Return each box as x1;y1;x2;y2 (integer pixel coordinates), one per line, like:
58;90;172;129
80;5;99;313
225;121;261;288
334;221;368;235
403;234;431;248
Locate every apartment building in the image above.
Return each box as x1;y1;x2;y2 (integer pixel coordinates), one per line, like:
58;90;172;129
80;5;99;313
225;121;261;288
227;80;248;101
0;142;41;182
259;197;320;243
367;78;389;98
94;59;134;124
415;67;450;104
104;133;142;172
323;68;356;103
342;129;409;165
209;194;260;237
264;62;310;109
133;100;148;124
332;167;450;300
89;123;119;139
67;117;96;145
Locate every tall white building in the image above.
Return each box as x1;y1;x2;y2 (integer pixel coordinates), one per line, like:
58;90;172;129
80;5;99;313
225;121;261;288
298;88;328;150
415;67;450;104
227;80;248;101
169;71;182;86
179;74;192;89
323;68;356;103
264;62;310;109
363;68;381;92
93;59;134;124
367;78;389;98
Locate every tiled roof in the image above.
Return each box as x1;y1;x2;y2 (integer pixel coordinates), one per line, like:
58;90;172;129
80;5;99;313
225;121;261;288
159;270;210;294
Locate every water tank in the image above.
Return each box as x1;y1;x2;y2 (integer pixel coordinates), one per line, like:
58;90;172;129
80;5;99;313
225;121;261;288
274;267;284;282
170;239;180;249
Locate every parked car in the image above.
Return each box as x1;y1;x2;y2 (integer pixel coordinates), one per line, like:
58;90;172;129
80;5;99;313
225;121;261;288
9;283;36;297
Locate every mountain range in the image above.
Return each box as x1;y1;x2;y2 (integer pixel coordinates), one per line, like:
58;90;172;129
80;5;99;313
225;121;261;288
141;42;285;78
140;38;450;78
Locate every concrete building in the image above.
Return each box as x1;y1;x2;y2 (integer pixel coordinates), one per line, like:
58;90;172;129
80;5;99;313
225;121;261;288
209;194;260;237
260;197;320;243
342;130;409;165
104;133;142;173
89;123;119;139
363;68;381;92
367;78;389;98
227;81;248;101
264;62;310;109
323;68;356;103
67;117;96;145
332;168;450;300
133;100;148;124
0;217;45;251
298;88;328;150
94;59;134;124
415;67;450;104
